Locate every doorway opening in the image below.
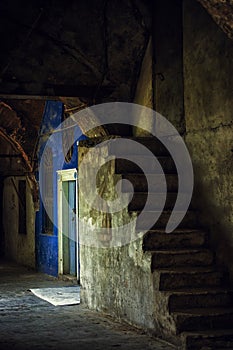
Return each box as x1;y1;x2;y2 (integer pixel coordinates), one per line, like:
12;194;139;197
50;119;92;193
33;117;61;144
57;169;79;281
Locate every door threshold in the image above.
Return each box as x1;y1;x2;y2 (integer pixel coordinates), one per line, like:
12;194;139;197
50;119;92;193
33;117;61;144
58;274;78;283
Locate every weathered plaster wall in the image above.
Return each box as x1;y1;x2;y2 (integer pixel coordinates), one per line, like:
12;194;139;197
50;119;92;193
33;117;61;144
183;0;233;279
80;239;155;327
78;0;233;339
79;139;177;342
78;138;137;248
3;176;35;268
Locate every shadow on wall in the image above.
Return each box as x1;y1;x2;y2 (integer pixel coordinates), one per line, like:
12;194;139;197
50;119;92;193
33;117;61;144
191;164;233;285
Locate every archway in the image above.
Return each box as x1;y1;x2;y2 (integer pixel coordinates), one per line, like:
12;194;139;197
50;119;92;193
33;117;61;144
0;126;36;266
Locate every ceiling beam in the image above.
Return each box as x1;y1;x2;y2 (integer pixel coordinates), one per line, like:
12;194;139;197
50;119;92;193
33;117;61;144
0;84;115;99
0;94;60;101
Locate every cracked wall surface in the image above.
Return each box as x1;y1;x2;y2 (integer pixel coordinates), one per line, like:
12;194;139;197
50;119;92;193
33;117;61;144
78;0;233;340
78;138;178;343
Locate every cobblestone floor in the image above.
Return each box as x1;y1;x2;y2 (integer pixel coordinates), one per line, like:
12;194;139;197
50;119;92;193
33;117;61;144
0;260;176;350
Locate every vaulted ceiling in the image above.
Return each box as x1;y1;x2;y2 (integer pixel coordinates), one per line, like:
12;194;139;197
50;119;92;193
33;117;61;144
0;0;232;166
0;0;151;102
0;0;232;103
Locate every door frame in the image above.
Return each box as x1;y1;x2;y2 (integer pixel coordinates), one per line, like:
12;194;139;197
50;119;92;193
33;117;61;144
57;168;78;278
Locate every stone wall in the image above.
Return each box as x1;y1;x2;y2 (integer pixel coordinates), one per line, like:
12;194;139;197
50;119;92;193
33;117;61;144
3;176;35;268
183;0;233;280
153;0;185;134
133;0;233;281
78;138;177;342
79;0;233;338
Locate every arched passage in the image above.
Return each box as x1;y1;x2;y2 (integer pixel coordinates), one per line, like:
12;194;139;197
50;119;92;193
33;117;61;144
0;127;36;267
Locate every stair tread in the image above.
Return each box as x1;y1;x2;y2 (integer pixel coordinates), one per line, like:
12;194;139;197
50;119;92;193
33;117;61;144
182;329;233;337
146;229;205;233
132;190;178;194
174;307;233;316
118;155;172;159
126;137;164;141
165;288;233;295
151;248;212;254
131;191;169;194
122;172;177;175
130;210;197;213
157;266;221;273
109;136;167;144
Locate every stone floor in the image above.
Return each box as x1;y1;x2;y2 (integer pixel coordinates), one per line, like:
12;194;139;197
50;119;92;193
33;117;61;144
0;260;176;350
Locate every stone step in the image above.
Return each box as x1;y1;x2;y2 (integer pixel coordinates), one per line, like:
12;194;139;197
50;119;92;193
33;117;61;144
134;210;198;230
121;174;178;192
151;249;214;270
157;267;229;291
143;229;208;251
115;156;176;174
168;289;233;312
174;307;233;333
128;192;188;211
182;330;233;349
109;137;169;156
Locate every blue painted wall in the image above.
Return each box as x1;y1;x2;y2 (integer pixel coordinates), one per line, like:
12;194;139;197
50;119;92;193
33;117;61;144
36;100;86;276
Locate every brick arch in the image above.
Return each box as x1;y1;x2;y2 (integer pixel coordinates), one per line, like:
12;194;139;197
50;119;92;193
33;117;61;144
0;128;32;176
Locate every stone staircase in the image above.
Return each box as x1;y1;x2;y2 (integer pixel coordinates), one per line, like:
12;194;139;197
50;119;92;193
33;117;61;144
112;136;233;349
